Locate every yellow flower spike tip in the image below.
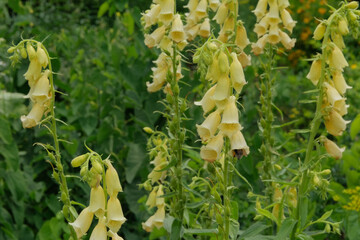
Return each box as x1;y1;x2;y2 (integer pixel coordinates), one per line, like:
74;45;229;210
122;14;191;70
196;110;221;142
143;4;161;29
144;25;166;48
268;24;281;44
30;70;51;104
170;14;186;43
279;30;296;50
195;0;208;20
69;207;94;239
253;0;268;21
106;162;123;196
235;22;250;50
20;103;45;128
230;53;246;93
199;18;211;38
329;43;349;70
267;0;280;24
324;82;343;106
24;58;42;87
213;2;228;25
219;96;242;137
252;34;269;55
26;42;36;60
324;108;350;136
254;16;270;37
230;130;249;157
280;8;297;33
332;70;352;95
36;42;48;68
156;185;165;206
146;187;158;209
212;74;231;102
200;133;224;162
306;58;322;86
324;138;345;160
90;217;107;240
313;22;326;40
195;85;217;114
209;0;220;12
107;195;127;232
88;185;106;217
108;230;124;240
159;0;174;24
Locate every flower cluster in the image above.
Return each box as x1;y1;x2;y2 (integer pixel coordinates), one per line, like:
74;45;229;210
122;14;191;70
195;42;250;162
306;2;360;159
142;0;186;93
252;0;297;54
142;185;166;232
70;154;126;240
8;42;51;128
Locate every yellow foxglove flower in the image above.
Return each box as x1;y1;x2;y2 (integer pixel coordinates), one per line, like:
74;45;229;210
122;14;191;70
156;185;165;206
146;187;157;209
253;0;268;21
331;32;345;49
324;108;350;136
324;138;345;160
220;96;242;137
206;57;221;82
279;30;296;49
170;14;186;43
272;203;284;220
306;59;322;85
213;2;228;25
145;25;166;48
159;0;174;24
218;51;229;74
106;162;123;196
329;43;349;71
21;103;45;128
338;18;349;35
196;110;221;141
278;0;290;9
268;23;280;44
220;17;235;37
237;52;252;68
287;187;297;208
107;195;127;232
69;207;94;239
26;43;36;61
332;70;352;95
142;215;155;232
209;0;220;11
152;204;166;228
88;185;106;217
185;0;198;12
199;18;210;38
195;0;207;19
235;23;250;50
333;98;348;116
252;34;268;55
280;8;296;33
313;22;326;40
30;70;51;104
90;218;107;240
36;42;48;68
148;163;167;183
200;133;224;162
24;59;42;87
186;23;201;41
273;187;283;202
195;85;216;113
230;130;249;157
150;153;166;166
108;230;124;240
177;40;188;51
212;74;230;102
143;4;161;29
267;0;280;24
324;82;343;106
230;53;246;93
159;36;173;51
254;16;269;37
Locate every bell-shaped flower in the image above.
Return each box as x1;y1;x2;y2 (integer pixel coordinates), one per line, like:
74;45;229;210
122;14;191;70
333;98;348;116
218;51;229;74
185;0;198;12
235;23;250;50
338;18;349;35
331;32;345;49
206;57;221;82
159;0;174;24
21;103;45;128
107;195;127;232
253;0;268;21
143;4;161;29
145;25;166;48
267;0;280;24
254;16;269;37
156;185;165;206
24;59;42;87
108;230;124;240
209;0;220;11
252;34;268;55
36;42;48;68
280;9;296;33
195;0;207;19
195;85;216;113
88;185;106;217
219;96;242;137
268;23;280;44
212;74;230;102
90;217;107;240
324;138;345;160
230;53;246;93
200;133;224;162
146;187;157;209
230;130;249;157
237;52;252;68
142;215;155;232
324;108;350;136
279;30;296;49
220;17;235;37
278;0;290;9
199;18;210;38
186;23;200;41
333;70;351;95
329;43;348;71
306;58;322;85
213;2;228;25
142;204;165;232
170;14;186;43
69;207;94;239
106;162;123;196
314;22;326;40
26;43;36;61
148;162;167;183
324;82;343;106
196;110;221;141
30;70;51;104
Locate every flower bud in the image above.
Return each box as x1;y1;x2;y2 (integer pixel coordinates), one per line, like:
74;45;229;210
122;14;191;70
338;18;349;35
143;127;154;134
230;52;246;93
324;138;345;160
306;59;322;85
321;169;332;175
346;1;359;9
26;43;36;60
218;51;229;74
7;46;15;53
20;47;27;59
313;22;326;40
156;185;165;206
71;153;90;167
36;42;48;68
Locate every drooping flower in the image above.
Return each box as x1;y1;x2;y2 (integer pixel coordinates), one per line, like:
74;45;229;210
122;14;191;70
69;207;94;239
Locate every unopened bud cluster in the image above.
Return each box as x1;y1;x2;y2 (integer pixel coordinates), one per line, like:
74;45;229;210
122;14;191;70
8;41;51;128
70;154;126;240
252;0;297;54
307;3;360;160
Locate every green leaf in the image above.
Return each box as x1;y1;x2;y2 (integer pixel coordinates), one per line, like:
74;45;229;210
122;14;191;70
184;228;219;235
350;114;360;139
123;11;134;35
170;218;182;240
97;2;109;18
316;210;332;223
238;221;270;239
276;219;297;239
229;218;240;239
256;208;278;225
125;143;146;183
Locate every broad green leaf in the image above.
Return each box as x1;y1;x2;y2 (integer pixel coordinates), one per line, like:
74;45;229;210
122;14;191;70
276;219;297;239
170;218;182;240
238;221;270;239
256;208;278;225
97;2;109;18
125;143;146;183
350;114;360;139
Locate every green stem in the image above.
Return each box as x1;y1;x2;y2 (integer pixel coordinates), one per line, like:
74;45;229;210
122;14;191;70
223;140;230;240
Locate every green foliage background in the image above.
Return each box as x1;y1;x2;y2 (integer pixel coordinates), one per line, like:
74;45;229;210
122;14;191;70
1;0;360;239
